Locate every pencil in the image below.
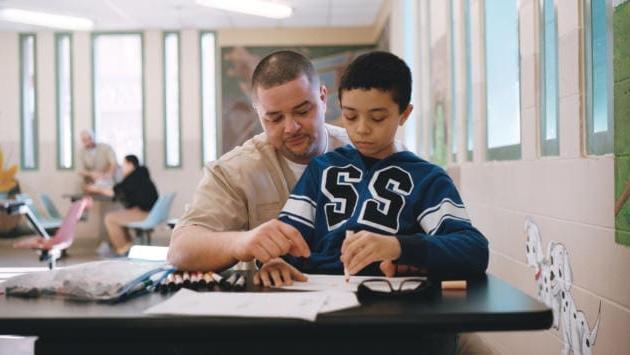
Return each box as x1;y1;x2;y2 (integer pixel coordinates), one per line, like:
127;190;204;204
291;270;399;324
344;230;353;282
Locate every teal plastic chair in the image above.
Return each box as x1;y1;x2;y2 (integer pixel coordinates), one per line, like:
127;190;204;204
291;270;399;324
15;194;62;231
40;193;62;219
124;193;175;245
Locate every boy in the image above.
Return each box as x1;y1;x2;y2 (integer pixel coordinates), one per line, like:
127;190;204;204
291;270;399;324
254;51;488;287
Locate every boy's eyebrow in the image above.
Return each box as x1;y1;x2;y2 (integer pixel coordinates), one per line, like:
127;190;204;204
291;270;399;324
341;105;389;113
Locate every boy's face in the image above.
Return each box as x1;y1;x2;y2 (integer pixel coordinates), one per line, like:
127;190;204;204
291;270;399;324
253;74;328;164
340;88;412;159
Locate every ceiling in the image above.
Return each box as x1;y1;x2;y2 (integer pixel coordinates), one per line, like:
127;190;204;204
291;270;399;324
0;0;385;31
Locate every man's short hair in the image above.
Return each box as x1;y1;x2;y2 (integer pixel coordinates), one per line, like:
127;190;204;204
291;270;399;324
124;155;140;168
338;51;412;113
251;50;319;95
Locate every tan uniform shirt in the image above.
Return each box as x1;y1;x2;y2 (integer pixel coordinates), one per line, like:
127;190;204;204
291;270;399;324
78;143;117;176
177;124;351;232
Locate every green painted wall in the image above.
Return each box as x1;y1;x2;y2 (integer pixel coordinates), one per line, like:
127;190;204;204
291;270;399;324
614;1;630;245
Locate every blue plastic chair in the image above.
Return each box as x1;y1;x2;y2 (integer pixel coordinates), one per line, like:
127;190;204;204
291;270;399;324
124;193;175;245
40;193;62;220
15;194;62;231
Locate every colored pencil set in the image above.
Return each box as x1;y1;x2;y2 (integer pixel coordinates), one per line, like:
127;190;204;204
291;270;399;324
155;271;245;294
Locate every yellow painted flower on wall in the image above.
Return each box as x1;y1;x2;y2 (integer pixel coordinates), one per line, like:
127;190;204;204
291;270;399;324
0;149;18;193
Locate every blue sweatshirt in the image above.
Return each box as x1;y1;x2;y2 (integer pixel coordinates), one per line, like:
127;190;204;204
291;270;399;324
278;145;489;278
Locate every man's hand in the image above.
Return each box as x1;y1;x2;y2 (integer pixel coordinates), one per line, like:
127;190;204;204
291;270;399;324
340;230;401;276
232;219;310;263
253;258;307;287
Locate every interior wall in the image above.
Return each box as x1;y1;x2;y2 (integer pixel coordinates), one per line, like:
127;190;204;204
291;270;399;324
389;0;629;354
0;26;384;244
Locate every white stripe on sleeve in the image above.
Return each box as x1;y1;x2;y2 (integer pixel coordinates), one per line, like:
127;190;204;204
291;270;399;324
281;196;316;224
417;198;470;235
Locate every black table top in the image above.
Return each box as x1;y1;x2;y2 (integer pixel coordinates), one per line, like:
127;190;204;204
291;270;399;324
61;193;113;202
0;273;551;340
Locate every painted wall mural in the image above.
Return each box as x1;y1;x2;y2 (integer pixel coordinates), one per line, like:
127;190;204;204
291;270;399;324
524;218;601;355
220;45;374;155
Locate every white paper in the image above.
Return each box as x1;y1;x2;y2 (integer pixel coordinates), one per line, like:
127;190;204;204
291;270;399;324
144;289;329;322
278;274;425;293
318;291;360;314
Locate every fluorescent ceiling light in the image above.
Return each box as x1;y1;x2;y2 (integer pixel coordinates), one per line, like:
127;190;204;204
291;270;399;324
196;0;292;19
0;8;94;31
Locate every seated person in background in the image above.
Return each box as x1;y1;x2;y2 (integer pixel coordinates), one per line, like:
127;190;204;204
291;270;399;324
255;51;489;287
77;130;118;189
85;155;158;256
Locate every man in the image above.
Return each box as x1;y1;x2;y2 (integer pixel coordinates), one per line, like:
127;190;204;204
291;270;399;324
167;50;351;271
85;155;158;256
77;130;117;187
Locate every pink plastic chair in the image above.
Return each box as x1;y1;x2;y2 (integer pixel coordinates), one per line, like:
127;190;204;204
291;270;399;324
13;197;92;269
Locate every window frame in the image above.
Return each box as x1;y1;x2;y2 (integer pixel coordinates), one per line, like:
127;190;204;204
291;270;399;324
464;0;473;161
540;0;560;156
90;32;146;163
449;0;458;163
55;32;74;170
483;0;523;161
583;0;614;155
19;33;38;171
199;31;220;166
163;31;182;169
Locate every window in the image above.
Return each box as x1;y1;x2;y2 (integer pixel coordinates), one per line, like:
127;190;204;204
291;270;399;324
464;0;473;160
402;0;419;154
484;0;521;160
92;33;144;163
585;0;613;154
540;0;559;156
20;34;38;170
55;33;73;169
449;0;458;162
200;31;218;165
164;32;181;168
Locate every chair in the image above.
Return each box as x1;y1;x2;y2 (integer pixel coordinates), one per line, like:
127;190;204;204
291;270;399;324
124;193;175;245
15;193;62;231
13;197;92;269
40;193;62;219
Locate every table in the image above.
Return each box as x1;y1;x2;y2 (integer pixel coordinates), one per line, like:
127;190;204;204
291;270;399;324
0;273;552;355
61;193;113;202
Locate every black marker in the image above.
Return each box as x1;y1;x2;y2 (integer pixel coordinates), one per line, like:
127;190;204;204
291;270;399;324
234;274;246;291
182;271;191;288
225;273;239;290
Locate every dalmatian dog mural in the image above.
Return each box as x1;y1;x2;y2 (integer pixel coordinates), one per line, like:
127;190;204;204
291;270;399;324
525;218;560;329
524;218;602;355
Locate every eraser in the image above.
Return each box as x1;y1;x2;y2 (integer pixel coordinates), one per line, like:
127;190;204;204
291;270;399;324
441;280;467;290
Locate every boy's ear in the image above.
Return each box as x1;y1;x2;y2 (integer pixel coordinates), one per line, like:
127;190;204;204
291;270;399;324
399;104;414;126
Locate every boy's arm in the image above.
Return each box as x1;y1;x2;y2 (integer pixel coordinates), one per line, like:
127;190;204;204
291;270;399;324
276;164;320;268
397;173;489;278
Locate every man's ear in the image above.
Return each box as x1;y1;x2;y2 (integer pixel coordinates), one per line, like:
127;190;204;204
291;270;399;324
319;85;328;104
399;104;414;126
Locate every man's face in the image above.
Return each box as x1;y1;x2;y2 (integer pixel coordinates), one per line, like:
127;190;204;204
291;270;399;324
253;74;327;164
340;88;412;159
80;133;94;148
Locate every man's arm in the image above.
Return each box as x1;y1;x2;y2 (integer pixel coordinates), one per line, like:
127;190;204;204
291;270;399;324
168;220;309;271
167;163;309;272
168;225;242;271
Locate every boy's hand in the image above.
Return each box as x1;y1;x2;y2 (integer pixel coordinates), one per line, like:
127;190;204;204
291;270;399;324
253;258;308;287
340;230;401;276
